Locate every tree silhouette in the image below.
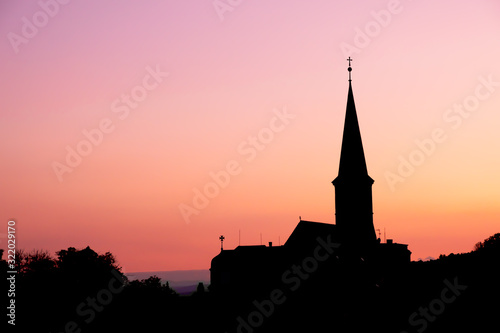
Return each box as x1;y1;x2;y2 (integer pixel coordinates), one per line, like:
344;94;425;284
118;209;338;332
55;246;124;297
474;233;500;253
15;248;55;275
15;246;126;332
196;282;205;294
127;275;177;298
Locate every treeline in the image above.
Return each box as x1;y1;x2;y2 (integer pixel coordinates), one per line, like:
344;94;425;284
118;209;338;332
0;246;209;332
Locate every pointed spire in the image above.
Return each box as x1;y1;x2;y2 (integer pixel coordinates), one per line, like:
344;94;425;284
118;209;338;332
334;61;371;180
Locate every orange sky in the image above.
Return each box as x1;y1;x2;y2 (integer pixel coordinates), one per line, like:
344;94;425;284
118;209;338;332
1;0;500;272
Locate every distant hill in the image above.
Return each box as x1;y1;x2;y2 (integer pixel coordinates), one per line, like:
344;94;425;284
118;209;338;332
125;269;210;295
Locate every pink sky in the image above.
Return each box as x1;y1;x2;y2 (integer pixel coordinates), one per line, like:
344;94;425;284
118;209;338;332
1;0;500;272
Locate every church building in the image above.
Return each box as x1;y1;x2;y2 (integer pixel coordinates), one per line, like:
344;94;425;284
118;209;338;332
210;60;411;295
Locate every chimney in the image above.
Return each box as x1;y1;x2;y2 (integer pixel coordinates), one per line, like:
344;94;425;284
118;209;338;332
387;239;393;244
268;242;272;247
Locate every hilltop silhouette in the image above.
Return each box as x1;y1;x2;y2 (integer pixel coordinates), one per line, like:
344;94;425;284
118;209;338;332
2;233;499;332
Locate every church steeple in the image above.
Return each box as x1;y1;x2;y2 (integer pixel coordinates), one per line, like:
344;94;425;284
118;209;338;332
337;79;370;179
332;59;376;246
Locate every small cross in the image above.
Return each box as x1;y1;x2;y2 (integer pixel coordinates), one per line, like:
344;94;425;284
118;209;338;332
347;57;353;81
219;235;225;250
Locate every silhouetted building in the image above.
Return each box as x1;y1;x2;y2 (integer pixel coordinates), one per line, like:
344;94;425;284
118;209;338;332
332;75;376;247
210;61;410;295
210;220;338;295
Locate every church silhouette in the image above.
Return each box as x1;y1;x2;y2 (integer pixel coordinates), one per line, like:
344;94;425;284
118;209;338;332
210;60;411;299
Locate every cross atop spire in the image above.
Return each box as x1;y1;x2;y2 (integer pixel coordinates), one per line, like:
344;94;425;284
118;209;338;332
347;57;353;82
219;235;225;251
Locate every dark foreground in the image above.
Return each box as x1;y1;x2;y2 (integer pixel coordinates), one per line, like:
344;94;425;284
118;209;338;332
2;234;499;333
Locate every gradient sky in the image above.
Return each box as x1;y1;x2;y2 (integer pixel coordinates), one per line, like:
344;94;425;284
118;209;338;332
1;0;500;272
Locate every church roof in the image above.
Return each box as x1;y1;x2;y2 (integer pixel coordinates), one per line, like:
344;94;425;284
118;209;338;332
284;220;338;249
